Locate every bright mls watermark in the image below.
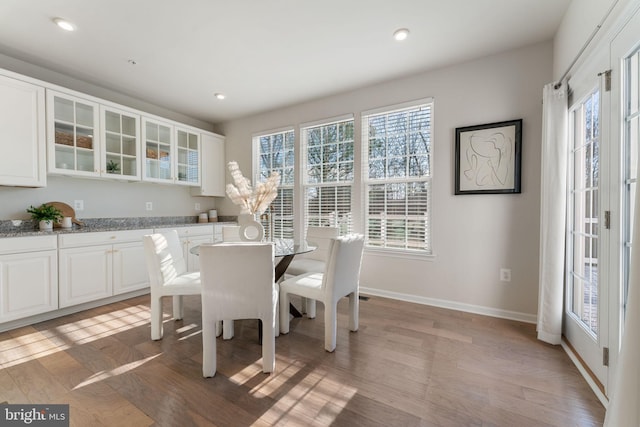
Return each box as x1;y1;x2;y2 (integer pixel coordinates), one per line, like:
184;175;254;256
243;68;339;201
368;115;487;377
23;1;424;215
1;404;69;426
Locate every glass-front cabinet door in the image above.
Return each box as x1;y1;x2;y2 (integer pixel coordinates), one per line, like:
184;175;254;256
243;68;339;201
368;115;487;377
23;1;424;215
142;117;174;183
175;126;200;186
101;106;140;180
47;90;99;176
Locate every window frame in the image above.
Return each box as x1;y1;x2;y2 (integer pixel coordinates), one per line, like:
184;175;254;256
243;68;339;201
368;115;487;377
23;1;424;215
300;114;355;237
253;127;295;239
361;98;434;255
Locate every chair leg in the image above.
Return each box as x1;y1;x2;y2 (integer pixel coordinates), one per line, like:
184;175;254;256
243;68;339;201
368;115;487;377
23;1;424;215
324;301;338;352
262;315;275;373
151;295;163;340
202;319;217;377
307;299;316;319
349;292;359;332
223;320;234;340
279;290;291;334
215;321;222;337
173;295;184;320
274;299;280;337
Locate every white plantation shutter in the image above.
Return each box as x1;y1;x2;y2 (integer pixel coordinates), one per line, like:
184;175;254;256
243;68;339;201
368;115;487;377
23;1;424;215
362;99;433;253
255;129;294;239
302;117;354;235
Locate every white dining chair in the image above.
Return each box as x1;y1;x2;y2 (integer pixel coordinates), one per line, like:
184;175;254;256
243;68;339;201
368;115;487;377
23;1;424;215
285;226;339;317
279;234;364;352
199;242;278;377
143;230;202;340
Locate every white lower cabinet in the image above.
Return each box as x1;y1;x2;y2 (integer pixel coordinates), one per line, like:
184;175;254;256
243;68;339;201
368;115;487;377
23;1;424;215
113;241;150;295
0;236;57;322
58;229;152;308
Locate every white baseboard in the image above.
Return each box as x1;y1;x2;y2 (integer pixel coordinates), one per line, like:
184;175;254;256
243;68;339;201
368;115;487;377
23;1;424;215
359;286;538;324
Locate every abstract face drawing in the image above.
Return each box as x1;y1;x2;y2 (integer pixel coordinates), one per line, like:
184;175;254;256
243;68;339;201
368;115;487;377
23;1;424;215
457;122;518;193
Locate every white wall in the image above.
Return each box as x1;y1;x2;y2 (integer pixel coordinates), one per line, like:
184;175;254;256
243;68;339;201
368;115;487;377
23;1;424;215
0;176;216;220
0;53;220;220
553;0;633;80
219;42;553;320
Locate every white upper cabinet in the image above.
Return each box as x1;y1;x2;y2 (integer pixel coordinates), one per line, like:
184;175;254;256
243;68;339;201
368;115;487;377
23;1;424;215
0;67;214;187
47;90;100;177
142;118;201;186
0;73;46;187
191;131;225;196
100;105;141;180
175;126;200;186
142;117;174;183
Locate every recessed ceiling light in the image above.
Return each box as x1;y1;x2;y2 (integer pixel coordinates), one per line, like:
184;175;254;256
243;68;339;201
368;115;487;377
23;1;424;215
393;28;409;41
215;93;226;100
53;18;76;32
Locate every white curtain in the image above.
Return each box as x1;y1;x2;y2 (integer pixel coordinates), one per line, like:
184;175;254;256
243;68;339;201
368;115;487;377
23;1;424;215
537;82;568;345
604;163;640;426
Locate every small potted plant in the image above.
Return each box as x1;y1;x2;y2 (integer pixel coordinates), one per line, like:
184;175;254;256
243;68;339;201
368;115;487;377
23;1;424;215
27;203;63;231
106;160;120;174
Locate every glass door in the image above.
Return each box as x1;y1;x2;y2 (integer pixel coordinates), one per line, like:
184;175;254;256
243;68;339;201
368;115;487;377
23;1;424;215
611;8;640;378
175;127;200;185
101;106;140;180
142;118;173;183
565;84;608;386
47;91;99;176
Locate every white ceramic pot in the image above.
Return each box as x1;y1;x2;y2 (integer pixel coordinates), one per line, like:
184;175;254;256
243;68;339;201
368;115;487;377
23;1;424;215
39;220;53;231
238;214;264;241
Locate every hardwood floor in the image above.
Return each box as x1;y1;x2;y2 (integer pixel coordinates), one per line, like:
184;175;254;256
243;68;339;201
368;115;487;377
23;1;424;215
0;294;604;426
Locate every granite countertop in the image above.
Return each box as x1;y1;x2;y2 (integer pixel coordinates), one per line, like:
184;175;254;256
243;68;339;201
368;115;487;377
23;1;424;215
0;216;237;238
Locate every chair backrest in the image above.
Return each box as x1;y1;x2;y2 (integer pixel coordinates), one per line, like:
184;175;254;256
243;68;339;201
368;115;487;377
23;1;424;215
322;234;365;301
143;230;188;290
199;242;275;319
222;225;242;242
302;226;340;262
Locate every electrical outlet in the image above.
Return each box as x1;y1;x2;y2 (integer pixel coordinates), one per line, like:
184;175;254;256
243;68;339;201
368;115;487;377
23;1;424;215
146;202;153;211
500;268;512;282
73;200;84;211
195;202;201;211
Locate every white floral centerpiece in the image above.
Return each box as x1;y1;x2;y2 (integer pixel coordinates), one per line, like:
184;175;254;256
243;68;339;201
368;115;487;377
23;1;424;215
225;161;280;215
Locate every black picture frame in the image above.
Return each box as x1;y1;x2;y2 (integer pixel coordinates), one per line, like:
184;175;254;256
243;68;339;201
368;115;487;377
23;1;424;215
454;119;522;195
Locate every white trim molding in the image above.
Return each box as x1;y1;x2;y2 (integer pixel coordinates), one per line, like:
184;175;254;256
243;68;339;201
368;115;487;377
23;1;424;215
360;286;538;324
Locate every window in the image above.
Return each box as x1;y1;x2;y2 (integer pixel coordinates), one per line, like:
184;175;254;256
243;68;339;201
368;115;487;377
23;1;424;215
623;47;640;319
362;100;433;253
567;88;600;336
255;129;295;239
301;117;354;235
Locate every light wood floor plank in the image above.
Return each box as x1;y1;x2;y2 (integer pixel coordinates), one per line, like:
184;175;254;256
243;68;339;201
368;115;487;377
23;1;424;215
0;294;604;426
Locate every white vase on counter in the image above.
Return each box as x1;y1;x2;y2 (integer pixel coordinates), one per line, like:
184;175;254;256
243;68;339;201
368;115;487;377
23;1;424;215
39;220;53;231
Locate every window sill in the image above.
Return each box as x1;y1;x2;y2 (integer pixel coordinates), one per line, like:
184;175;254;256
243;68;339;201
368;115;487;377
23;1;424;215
363;246;436;261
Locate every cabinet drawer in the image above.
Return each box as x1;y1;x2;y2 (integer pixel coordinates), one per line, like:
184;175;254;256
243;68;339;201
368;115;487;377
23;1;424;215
155;225;213;237
58;229;153;248
0;235;57;255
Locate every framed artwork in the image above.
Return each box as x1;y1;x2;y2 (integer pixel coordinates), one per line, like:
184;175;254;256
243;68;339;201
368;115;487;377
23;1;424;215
454;119;522;194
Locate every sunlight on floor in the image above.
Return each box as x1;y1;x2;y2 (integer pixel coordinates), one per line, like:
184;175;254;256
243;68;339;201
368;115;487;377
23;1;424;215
176;323;201;341
0;304;151;369
226;358;359;426
256;365;358;425
73;354;162;390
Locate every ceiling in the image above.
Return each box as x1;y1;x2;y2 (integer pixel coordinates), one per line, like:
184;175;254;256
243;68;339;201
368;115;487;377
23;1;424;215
0;0;571;124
